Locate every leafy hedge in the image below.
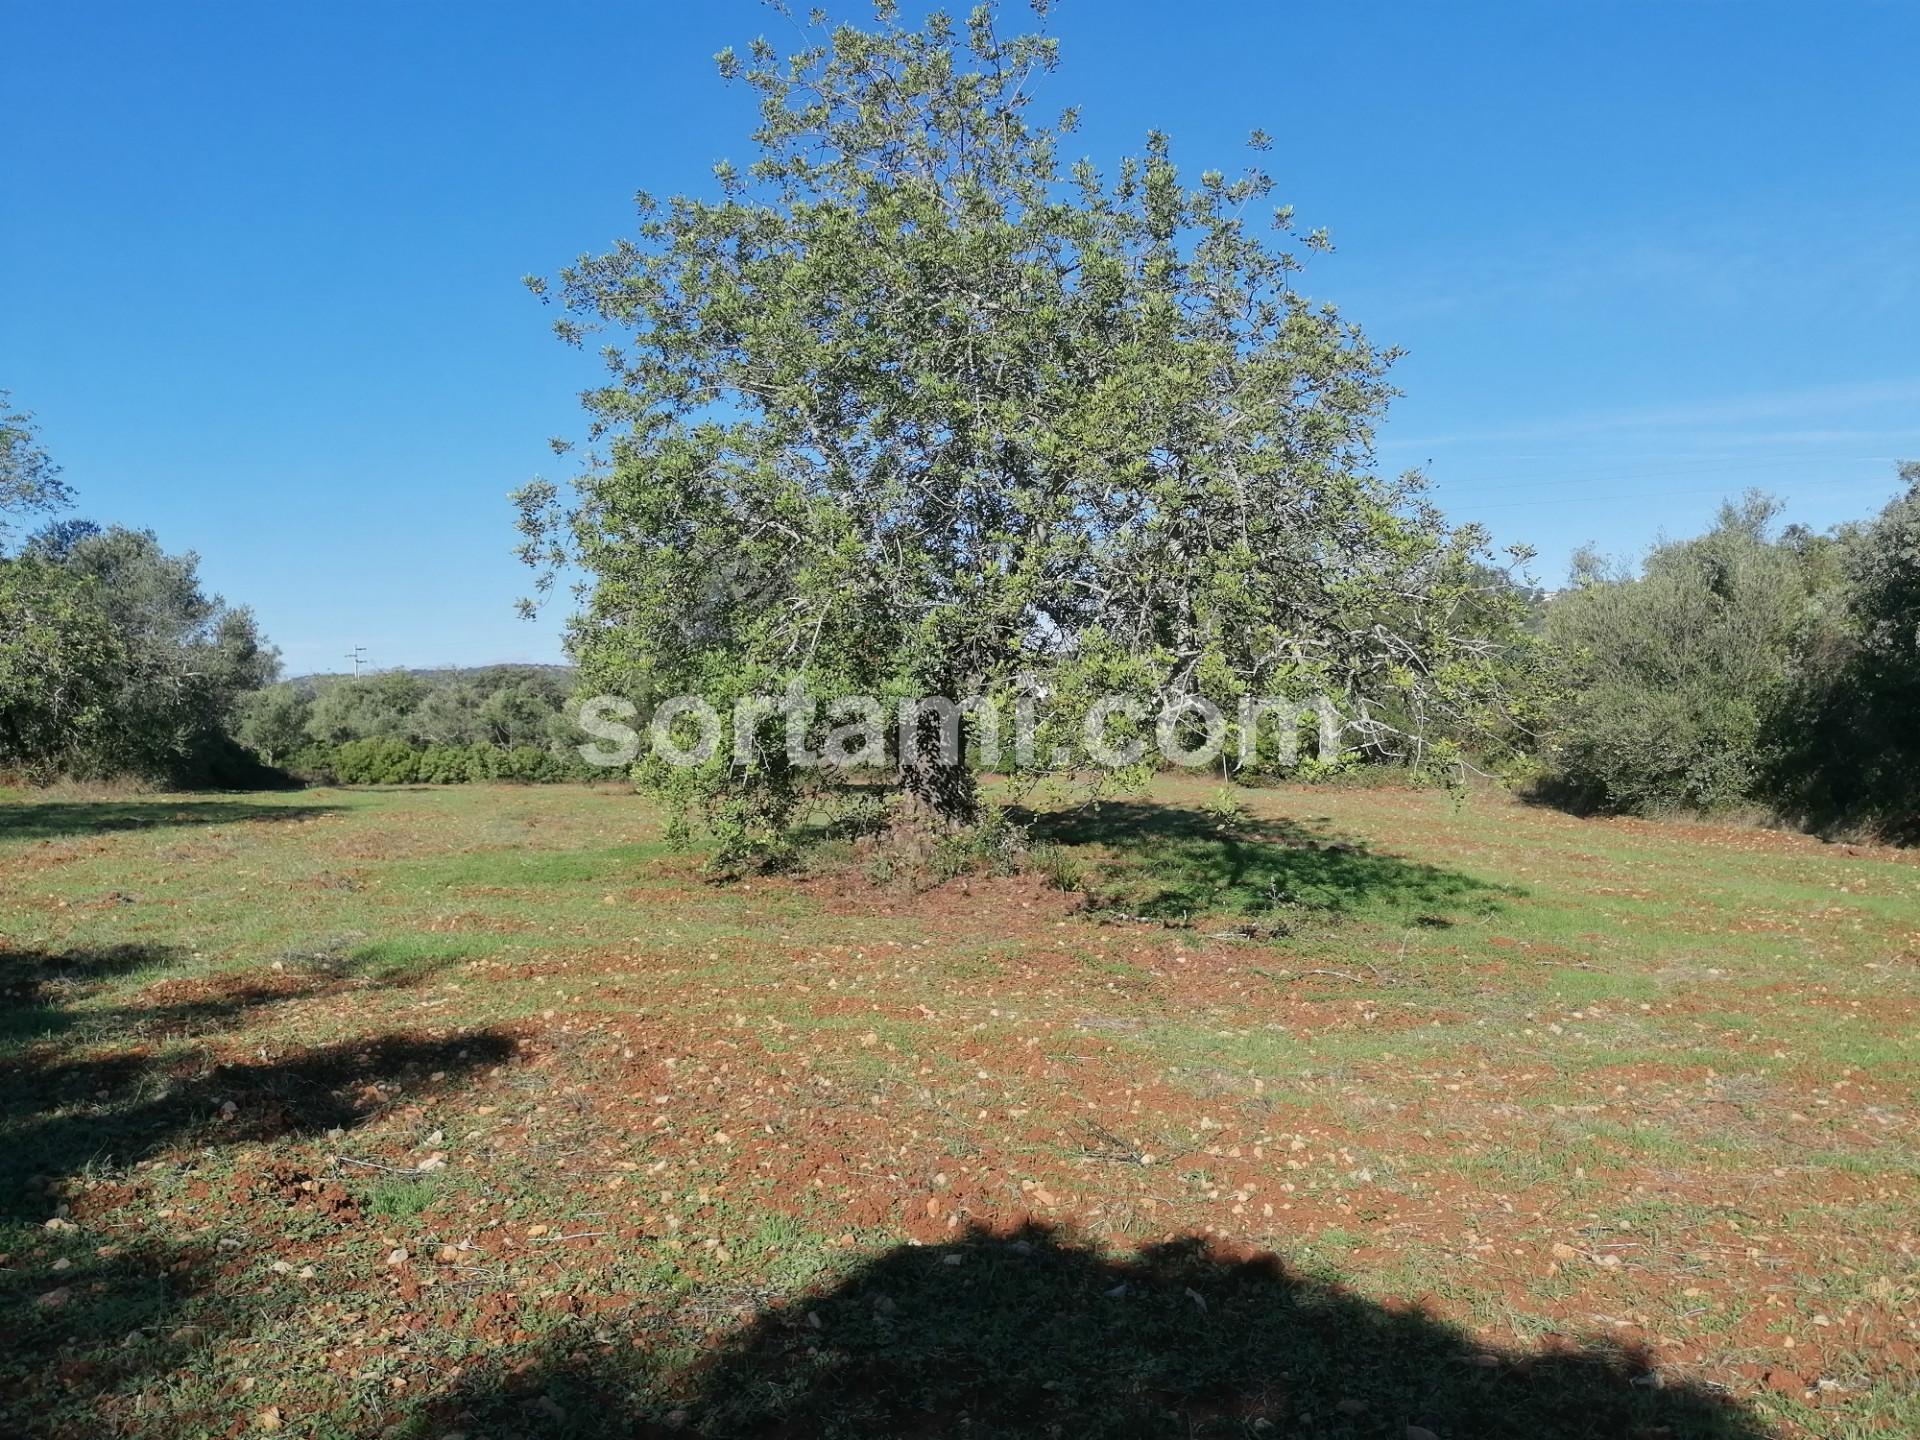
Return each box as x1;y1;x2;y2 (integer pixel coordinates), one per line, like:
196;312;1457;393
291;739;597;786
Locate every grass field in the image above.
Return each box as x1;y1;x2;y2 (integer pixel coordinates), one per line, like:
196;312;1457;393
2;778;1916;1438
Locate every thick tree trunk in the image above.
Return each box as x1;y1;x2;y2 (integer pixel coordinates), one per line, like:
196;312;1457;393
897;706;978;830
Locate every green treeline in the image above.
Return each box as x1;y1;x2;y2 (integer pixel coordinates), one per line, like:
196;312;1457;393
236;666;597;785
1539;473;1920;834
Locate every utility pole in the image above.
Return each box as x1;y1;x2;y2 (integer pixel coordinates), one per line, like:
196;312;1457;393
345;646;366;679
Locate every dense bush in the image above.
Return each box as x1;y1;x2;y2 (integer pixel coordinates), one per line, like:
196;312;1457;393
248;666;597;785
1767;465;1920;834
291;737;593;786
0;556;125;777
1539;473;1920;834
1541;496;1813;812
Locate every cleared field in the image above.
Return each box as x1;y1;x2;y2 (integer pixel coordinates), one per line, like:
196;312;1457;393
2;779;1915;1438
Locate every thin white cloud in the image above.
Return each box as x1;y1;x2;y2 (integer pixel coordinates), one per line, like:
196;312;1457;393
1380;377;1920;452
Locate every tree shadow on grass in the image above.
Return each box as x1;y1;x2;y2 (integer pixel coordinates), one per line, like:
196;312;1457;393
0;939;517;1436
0;798;341;842
2;1027;516;1435
1;942;514;1213
1021;802;1514;925
0;941;467;1051
411;1222;1774;1439
0;941;172;1045
2;1026;519;1208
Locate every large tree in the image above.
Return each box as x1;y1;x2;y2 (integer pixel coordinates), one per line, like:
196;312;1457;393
54;525;279;780
519;1;1527;862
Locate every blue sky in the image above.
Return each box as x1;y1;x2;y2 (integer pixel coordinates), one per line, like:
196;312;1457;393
7;1;1916;676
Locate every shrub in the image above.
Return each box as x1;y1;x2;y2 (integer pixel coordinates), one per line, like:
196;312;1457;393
1542;495;1815;814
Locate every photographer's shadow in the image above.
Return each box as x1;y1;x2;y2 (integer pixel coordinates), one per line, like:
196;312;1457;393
420;1222;1773;1438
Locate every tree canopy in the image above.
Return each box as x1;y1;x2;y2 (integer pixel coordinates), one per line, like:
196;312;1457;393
1;415;282;786
0;392;72;543
519;0;1530;864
